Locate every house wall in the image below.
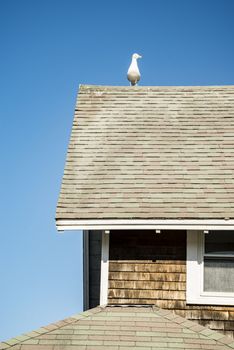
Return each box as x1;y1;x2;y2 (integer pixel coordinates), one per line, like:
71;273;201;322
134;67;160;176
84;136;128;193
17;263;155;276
84;230;102;309
108;230;234;339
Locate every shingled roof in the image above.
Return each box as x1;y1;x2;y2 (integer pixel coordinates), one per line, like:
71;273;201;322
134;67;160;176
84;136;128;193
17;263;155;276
56;85;234;223
2;306;234;349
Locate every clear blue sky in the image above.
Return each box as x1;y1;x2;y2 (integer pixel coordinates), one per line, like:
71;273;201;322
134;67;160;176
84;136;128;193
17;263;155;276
0;0;234;341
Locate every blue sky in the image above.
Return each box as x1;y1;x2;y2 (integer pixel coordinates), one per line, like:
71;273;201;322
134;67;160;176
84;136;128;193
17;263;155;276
0;0;234;341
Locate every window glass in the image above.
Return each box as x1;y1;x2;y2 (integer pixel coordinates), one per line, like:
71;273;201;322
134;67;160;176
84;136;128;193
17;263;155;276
205;231;234;255
204;258;234;292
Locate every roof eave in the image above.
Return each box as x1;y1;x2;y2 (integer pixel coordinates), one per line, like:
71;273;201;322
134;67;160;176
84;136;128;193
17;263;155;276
56;218;234;231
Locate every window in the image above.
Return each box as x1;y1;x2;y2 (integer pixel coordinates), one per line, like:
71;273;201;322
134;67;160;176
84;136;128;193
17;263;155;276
187;230;234;305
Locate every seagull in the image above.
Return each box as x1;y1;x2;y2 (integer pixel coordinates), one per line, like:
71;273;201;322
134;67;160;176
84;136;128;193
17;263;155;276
127;53;142;86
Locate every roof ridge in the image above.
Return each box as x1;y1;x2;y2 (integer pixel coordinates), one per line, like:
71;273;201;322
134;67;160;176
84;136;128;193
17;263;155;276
79;84;234;90
152;306;234;348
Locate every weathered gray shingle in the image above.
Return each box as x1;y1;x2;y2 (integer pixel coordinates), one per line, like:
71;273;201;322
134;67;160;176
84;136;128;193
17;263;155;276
56;85;234;220
1;306;234;349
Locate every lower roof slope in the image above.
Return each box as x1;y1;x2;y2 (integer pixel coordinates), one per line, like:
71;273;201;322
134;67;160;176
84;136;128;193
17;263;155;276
1;306;234;349
56;85;234;221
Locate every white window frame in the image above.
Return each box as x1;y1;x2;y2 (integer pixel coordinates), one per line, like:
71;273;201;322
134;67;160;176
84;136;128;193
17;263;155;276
99;230;109;306
187;230;234;305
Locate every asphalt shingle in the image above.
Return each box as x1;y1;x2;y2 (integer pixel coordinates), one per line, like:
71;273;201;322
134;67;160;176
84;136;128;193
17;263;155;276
1;306;234;349
56;85;234;221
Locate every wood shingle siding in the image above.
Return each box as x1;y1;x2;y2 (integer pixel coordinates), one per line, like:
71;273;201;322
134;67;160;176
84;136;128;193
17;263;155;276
108;230;234;338
108;230;186;305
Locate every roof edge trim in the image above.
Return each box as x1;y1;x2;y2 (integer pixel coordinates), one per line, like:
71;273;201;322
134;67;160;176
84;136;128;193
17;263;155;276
56;219;234;231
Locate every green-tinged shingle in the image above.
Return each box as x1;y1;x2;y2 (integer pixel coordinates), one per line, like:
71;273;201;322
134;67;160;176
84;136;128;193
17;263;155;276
1;306;234;349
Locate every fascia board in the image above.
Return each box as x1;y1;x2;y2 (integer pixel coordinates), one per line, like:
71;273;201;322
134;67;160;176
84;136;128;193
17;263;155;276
56;219;234;231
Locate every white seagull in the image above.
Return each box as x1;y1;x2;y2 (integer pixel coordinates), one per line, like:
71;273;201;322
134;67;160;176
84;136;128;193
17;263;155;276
127;53;142;86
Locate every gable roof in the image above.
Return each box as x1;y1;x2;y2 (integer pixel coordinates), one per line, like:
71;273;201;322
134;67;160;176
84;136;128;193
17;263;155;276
56;85;234;227
1;306;234;349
